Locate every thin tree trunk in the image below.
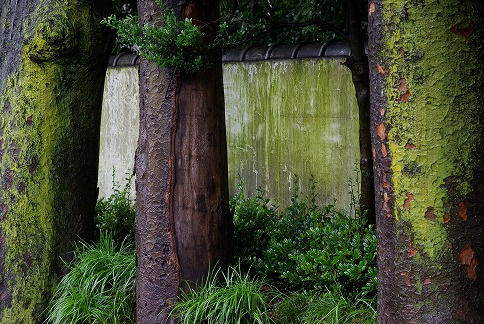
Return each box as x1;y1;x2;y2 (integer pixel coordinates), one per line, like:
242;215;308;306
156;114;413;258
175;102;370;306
344;0;375;225
135;0;232;322
368;0;484;321
0;1;111;322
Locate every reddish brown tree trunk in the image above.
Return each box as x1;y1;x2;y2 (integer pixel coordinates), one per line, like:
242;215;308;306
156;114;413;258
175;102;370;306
135;1;231;322
369;0;484;322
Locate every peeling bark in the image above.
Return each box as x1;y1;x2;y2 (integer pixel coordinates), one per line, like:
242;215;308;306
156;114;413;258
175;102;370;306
369;0;484;322
135;0;232;322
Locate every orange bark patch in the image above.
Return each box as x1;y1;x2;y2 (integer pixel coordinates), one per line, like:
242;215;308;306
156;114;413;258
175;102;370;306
383;192;391;217
372;147;376;161
425;207;437;222
451;23;474;43
376;64;387;75
458;201;467;221
383;182;391;190
459;246;474;265
407;241;417;257
381;143;388;157
403;192;414;210
443;212;451;223
376;123;386;141
399;90;411;102
369;3;376;15
423;277;432;285
401;272;412;286
459;245;479;281
405;142;416;150
468;258;479;281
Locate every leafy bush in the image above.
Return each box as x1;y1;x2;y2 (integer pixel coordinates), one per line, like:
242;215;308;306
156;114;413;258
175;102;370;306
232;184;277;273
232;181;377;296
95;173;136;247
46;233;136;324
102;0;208;72
171;264;274;324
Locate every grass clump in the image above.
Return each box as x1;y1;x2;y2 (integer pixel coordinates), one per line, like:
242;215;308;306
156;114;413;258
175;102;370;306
273;289;376;324
171;264;274;324
46;233;136;324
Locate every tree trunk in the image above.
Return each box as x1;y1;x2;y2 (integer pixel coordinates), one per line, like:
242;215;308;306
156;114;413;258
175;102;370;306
0;1;111;322
368;0;484;321
344;0;375;225
135;1;232;322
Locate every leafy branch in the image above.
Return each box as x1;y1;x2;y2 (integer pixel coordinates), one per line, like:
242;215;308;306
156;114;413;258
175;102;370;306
102;5;208;72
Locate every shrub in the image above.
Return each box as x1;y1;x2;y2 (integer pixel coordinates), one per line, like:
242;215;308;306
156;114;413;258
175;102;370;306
95;173;136;247
171;264;274;324
232;184;277;274
46;233;136;324
232;180;377;296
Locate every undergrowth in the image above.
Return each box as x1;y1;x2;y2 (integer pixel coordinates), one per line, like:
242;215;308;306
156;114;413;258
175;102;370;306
46;233;136;324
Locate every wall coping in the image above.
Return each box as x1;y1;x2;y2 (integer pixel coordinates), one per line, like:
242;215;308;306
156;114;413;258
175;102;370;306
107;41;351;67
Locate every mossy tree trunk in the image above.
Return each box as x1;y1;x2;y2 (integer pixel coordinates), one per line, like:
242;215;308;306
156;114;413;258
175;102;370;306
0;1;111;322
135;0;232;322
368;0;484;321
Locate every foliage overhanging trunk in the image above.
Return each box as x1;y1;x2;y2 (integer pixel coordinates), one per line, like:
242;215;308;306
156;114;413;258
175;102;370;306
0;1;111;322
135;0;232;322
368;0;484;321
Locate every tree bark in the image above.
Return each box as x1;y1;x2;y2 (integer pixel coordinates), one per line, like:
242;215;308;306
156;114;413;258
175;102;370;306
135;0;232;322
344;0;375;225
368;0;484;321
0;1;111;322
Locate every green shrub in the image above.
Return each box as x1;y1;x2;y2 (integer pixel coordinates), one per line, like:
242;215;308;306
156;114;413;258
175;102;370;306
95;173;136;247
232;184;277;273
46;233;136;324
232;180;377;296
171;264;274;324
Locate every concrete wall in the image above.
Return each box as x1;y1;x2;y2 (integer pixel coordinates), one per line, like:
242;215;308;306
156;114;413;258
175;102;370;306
224;59;359;208
98;66;139;199
99;54;359;209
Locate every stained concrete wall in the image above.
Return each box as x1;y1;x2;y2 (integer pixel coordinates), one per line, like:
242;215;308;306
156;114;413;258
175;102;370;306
98;66;139;199
224;59;359;208
99;56;359;209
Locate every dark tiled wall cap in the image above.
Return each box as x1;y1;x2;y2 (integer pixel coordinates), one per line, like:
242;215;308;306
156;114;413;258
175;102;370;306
108;52;140;66
222;41;350;62
107;41;351;66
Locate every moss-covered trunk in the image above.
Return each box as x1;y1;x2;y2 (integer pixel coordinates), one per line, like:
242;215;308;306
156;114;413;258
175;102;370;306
368;0;484;321
135;0;231;322
0;1;111;322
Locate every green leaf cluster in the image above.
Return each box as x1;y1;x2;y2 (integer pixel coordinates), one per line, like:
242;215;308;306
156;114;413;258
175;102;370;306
102;1;208;72
95;172;136;248
231;180;377;297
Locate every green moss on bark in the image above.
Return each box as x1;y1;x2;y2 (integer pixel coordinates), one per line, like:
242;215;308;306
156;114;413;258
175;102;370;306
376;0;484;320
0;1;110;322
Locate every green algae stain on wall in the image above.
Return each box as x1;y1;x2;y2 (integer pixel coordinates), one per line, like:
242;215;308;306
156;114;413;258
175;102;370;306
224;58;360;209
